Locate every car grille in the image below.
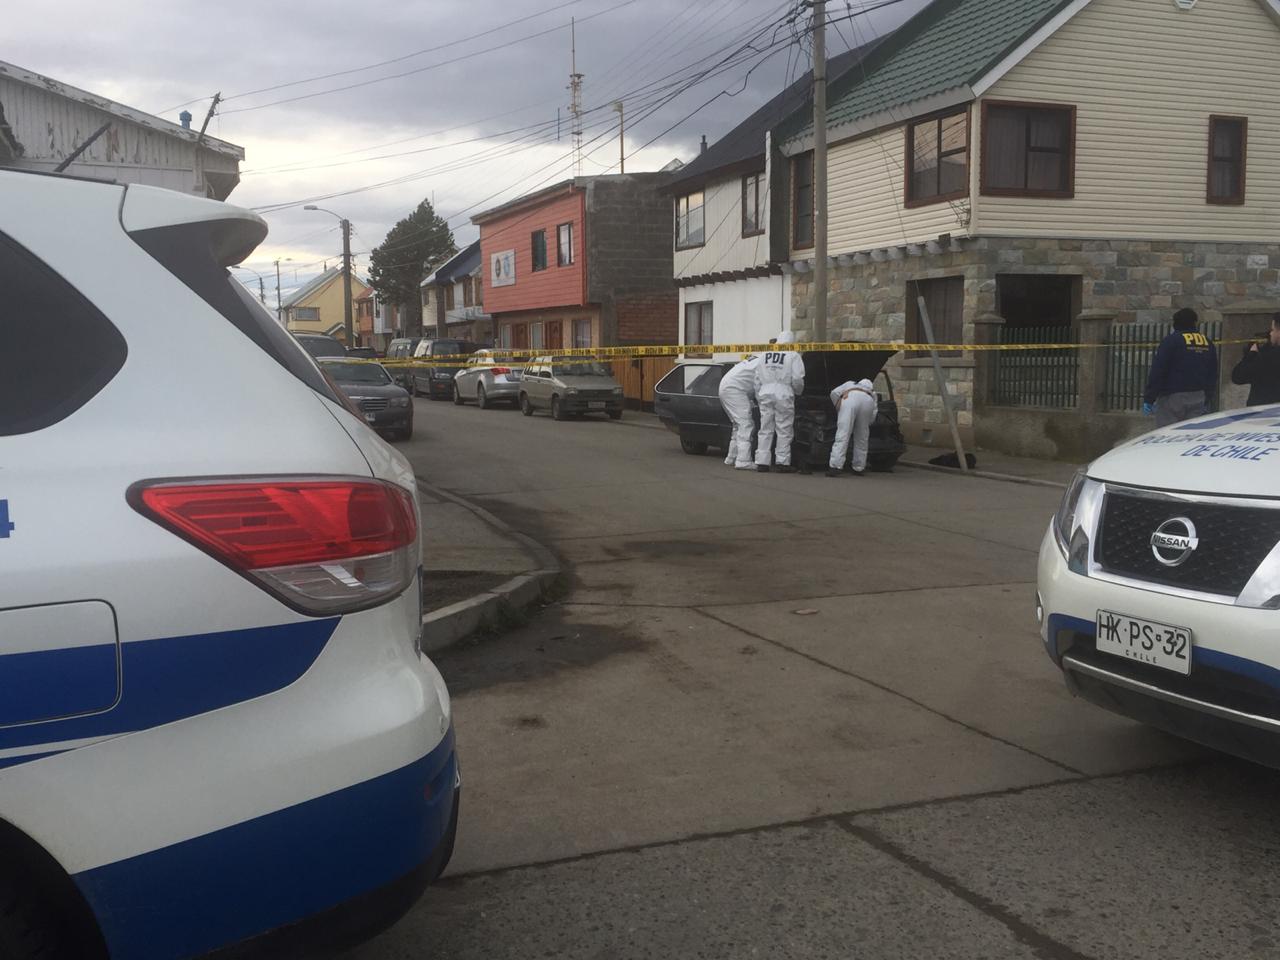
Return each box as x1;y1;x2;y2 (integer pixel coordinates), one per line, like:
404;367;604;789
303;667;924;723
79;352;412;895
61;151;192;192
1095;490;1280;596
577;389;616;400
359;398;389;412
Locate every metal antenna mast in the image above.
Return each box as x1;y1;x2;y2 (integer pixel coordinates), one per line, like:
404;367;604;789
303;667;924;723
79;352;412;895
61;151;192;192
569;16;584;175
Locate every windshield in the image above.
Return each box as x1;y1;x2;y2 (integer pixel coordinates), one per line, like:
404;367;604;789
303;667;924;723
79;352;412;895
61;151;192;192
553;361;612;377
323;361;391;384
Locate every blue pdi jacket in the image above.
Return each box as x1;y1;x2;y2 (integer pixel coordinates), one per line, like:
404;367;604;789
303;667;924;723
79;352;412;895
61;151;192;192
1143;330;1218;404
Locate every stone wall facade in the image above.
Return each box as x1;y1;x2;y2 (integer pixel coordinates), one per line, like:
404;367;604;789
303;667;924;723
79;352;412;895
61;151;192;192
789;236;1280;456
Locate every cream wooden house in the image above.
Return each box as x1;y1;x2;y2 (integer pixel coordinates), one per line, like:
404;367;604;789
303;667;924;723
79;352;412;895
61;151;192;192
780;0;1280;458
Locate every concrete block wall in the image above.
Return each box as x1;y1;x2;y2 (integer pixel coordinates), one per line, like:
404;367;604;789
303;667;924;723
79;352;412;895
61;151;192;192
586;174;676;299
616;292;679;345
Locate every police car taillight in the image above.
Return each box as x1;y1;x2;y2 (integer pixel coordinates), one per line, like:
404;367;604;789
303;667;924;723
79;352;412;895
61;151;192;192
131;479;418;615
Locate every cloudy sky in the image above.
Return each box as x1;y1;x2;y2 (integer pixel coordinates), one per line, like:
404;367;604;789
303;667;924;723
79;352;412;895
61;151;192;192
11;0;929;300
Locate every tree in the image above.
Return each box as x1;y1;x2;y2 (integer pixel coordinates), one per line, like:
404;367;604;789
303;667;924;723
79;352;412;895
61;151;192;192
368;198;455;337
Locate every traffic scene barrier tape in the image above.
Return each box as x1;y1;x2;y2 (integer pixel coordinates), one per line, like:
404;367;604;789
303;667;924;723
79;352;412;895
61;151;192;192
373;337;1255;369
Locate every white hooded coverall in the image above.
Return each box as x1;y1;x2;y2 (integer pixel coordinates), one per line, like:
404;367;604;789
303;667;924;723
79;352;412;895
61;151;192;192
828;379;877;472
718;355;761;467
754;345;806;466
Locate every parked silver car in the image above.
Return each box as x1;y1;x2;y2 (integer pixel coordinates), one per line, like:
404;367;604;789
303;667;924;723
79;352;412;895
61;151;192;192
519;355;624;421
453;349;525;409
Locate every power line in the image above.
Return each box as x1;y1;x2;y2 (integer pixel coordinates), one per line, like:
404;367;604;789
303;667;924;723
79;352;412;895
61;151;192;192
221;0;639;115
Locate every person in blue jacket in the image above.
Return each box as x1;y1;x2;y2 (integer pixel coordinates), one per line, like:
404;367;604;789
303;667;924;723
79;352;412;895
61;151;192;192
1143;308;1218;427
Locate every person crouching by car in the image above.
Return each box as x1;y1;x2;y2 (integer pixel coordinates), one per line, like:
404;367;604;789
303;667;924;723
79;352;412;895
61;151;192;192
1231;312;1280;407
753;331;806;474
719;352;761;470
1142;308;1218;427
826;378;877;478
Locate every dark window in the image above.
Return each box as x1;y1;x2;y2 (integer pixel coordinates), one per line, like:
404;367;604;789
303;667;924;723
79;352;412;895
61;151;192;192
684;301;713;353
557;222;575;265
532;230;548;272
981;102;1075;198
742;172;765;236
445;284;455;310
462;278;473;307
907;109;969;206
676;192;705;249
475;275;483;306
656;363;726;398
294;306;319;321
906;276;965;357
997;274;1081;329
0;231;128;436
1208;116;1247;205
793;152;814;249
128;221;340;405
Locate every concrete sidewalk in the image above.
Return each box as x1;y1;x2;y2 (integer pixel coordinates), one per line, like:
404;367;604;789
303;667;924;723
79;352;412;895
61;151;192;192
417;480;561;650
900;442;1083;487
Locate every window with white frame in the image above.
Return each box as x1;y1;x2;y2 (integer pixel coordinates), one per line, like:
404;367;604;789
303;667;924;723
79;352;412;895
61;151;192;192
294;306;319;321
557;223;575;266
742;172;764;236
675;192;705;249
530;321;544;350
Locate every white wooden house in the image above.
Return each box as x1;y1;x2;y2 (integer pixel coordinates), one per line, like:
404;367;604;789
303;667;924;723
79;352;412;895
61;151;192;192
0;59;243;199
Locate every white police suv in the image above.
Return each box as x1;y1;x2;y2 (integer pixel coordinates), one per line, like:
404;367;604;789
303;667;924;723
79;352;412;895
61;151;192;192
0;170;457;959
1040;405;1280;766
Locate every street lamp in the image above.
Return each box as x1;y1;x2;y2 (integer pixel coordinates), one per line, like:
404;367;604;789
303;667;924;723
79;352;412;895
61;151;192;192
229;264;267;307
303;205;354;346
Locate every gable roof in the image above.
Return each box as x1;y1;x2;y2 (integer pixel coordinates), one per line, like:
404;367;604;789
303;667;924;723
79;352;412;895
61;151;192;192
421;240;480;287
664;37;887;194
0;59;244;160
281;266;368;309
783;0;1074;150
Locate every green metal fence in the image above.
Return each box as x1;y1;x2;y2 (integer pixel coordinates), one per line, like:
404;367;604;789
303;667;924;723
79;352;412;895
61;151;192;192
1104;320;1222;412
993;324;1079;409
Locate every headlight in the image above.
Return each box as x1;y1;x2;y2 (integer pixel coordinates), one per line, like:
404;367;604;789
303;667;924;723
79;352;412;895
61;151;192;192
1053;470;1099;576
1052;470;1086;553
434;371;452;380
392;396;410;407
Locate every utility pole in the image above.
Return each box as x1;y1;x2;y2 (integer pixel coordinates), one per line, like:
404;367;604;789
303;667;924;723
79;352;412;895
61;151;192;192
341;218;354;346
812;0;828;343
258;275;266;306
569;17;584;176
613;101;625;174
275;257;285;325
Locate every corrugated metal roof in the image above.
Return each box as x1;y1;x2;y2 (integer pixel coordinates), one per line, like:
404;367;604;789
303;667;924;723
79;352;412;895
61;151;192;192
0;59;244;159
783;0;1073;146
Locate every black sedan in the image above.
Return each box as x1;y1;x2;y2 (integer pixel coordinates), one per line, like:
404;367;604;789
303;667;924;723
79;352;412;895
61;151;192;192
654;350;906;472
319;358;414;441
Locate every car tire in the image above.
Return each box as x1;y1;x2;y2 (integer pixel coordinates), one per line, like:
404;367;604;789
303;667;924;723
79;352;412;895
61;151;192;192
520;393;534;417
477;384;489;410
680;437;708;455
608;408;623;421
552;396;567;421
0;874;68;960
452;384;465;405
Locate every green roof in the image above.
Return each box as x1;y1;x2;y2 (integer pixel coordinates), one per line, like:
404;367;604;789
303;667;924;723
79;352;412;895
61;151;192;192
783;0;1072;147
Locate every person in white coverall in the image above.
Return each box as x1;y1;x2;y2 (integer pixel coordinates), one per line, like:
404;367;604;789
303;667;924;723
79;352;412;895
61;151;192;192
718;353;761;469
827;378;876;477
753;332;806;473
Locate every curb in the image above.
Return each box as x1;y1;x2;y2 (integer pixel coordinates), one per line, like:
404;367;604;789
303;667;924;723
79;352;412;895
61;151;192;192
898;459;1069;489
416;479;562;653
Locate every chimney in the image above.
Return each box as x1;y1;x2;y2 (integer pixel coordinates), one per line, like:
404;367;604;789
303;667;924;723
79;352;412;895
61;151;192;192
700;135;708;154
179;110;193;129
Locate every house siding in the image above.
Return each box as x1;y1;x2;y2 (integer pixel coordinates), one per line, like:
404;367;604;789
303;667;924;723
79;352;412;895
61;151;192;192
979;0;1280;242
809;121;972;257
479;191;586;314
674;170;771;278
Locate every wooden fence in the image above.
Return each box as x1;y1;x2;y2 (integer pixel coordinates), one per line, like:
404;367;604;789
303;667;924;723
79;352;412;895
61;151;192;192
610;357;676;411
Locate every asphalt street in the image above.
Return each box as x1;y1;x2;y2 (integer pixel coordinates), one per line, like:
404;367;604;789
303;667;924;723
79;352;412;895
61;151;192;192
347;396;1280;960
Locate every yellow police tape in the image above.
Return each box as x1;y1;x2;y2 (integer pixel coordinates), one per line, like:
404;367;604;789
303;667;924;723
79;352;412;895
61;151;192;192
376;337;1255;369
